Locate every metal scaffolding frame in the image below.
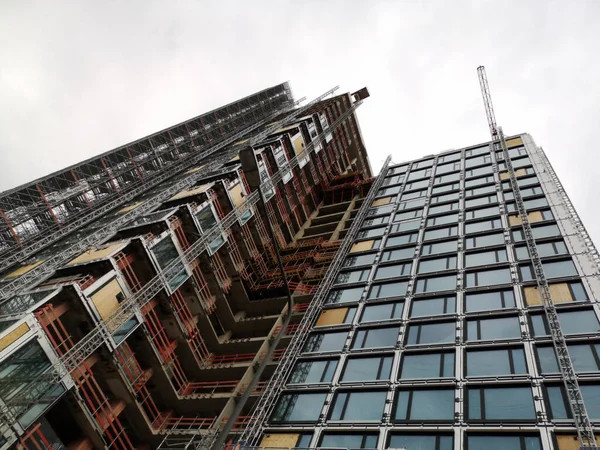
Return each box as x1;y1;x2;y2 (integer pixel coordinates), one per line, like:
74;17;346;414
478;65;596;448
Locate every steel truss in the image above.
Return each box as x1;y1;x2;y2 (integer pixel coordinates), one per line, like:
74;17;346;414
478;65;596;447
0;89;355;434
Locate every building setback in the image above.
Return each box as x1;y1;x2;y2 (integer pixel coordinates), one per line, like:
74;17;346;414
240;134;600;450
0;84;372;449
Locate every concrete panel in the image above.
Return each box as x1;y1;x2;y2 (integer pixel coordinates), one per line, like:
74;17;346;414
316;308;348;326
0;323;29;352
90;279;123;319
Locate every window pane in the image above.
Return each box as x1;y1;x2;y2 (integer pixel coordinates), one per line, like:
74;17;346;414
568;343;600;372
352;327;399;349
330;391;387;421
289;360;338;384
546;385;570;419
427;213;458;227
432;182;460;195
465;195;497;209
543;260;578;278
357;227;386;239
467;316;521;340
411;296;455;317
271;392;326;422
381;247;415;262
467;435;541;450
537;346;559;373
465;218;502;234
407;322;455;345
400;352;454;379
361;302;404;322
326;287;364;305
421;240;457;256
466;348;527;376
385;234;418;247
320;434;378;449
466;233;505;249
374;263;412;280
582;385;600;418
391;219;421;233
423;226;458;241
395;389;455;421
388;435;453;450
465;205;500;220
342;356;393;382
465;175;495;188
368;281;408;300
465;290;515;312
394;209;422;222
344;253;377;268
531;310;600;336
465;268;512;287
415;275;456;293
428;202;459;215
303;332;347;353
465;249;508;267
418;256;457;273
468;387;535;420
336;269;370;284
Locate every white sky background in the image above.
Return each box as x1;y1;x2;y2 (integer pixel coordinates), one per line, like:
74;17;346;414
1;0;599;243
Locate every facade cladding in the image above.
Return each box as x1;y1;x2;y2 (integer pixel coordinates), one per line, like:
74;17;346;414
0;84;373;449
252;135;600;450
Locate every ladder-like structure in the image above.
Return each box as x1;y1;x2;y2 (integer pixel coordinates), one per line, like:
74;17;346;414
478;65;596;448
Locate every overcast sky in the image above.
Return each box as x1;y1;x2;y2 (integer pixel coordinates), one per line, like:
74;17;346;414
1;0;599;243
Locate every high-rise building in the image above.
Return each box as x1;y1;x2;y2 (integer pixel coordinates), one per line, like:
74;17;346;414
240;134;600;450
0;84;372;449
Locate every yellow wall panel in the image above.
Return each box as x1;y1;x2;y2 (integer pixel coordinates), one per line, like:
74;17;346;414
524;286;542;306
90;279;123;320
4;261;43;279
229;183;245;207
372;197;392;207
350;240;374;253
509;211;544;227
185;164;205;174
316;308;348;326
260;433;299;447
524;283;574;306
506;137;524;148
0;323;30;352
500;168;527;180
118;202;142;213
509;215;522;227
67;242;125;266
555;435;600;450
169;183;211;201
293;136;305;155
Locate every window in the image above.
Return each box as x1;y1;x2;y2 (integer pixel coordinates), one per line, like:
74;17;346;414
506;197;549;213
465;194;497;209
530;310;600;336
465;146;490;157
319;434;378;449
433;172;461;184
428;202;459;215
271;392;326;422
407;321;455;345
515;240;568;260
415;275;456;293
361;302;403;322
502;175;539;190
465;154;492;167
367;204;394;217
394;209;422;222
388;165;408;175
389;434;453;450
385;233;418;248
344;253;376;268
466;165;494;178
398;198;427;211
465;249;508;267
357;226;386;239
362;215;389;227
538;342;600;374
466;348;527;376
465;290;515;312
432;182;460;195
505;185;544;200
467;316;521;341
404;179;430;191
303;331;347;353
329;390;387;421
421;240;457;256
400;352;454;378
368;281;408;300
394;389;455;421
430;192;460;204
423;226;458;241
520;260;577;281
326;287;364;305
390;219;421;233
400;189;426;200
289;359;338;384
467;435;541;450
427;213;458;227
465;218;502;234
413;159;435;169
335;269;370;284
377;185;401;197
352;326;399;349
465;232;505;249
465;205;500;220
374;262;412;280
465;184;496;198
411;296;455;317
546;384;600;419
380;247;415;262
342;355;393;381
408;168;432;181
350;239;382;253
467;386;536;421
438;152;461;163
465;174;495;188
512;224;560;242
465;268;512;287
418;256;457;273
382;174;404;186
436;162;461;174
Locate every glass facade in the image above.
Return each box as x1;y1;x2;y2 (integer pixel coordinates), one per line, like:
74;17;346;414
261;136;600;449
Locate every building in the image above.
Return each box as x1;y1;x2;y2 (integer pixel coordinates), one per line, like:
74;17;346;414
241;134;600;450
0;83;372;449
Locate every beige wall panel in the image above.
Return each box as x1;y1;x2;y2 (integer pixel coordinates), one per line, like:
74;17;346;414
528;210;544;223
350;240;374;253
316;308;348;326
372;197;392;207
4;261;43;279
260;433;299;446
555;435;600;450
500;168;527;180
118;202;142;213
549;283;574;303
169;183;211;201
229;184;244;207
293;136;305;155
67;243;125;266
185;164;205;174
0;323;30;352
509;215;522;226
506;137;524;148
91;279;123;320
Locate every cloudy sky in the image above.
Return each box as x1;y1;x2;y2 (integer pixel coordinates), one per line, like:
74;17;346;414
1;0;599;242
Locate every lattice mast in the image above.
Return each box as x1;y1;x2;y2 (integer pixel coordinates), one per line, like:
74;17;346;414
477;65;596;447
